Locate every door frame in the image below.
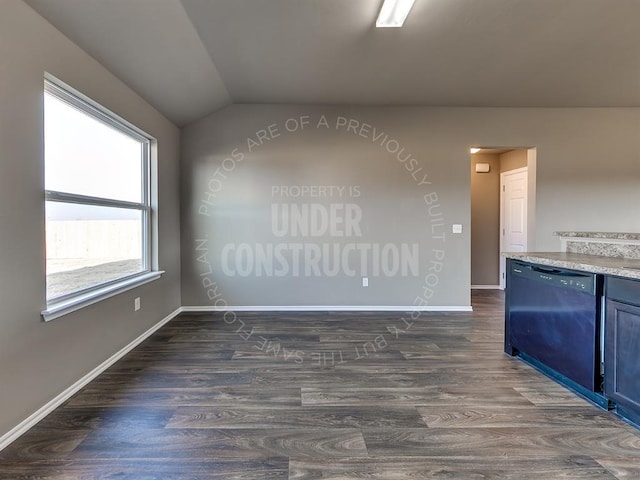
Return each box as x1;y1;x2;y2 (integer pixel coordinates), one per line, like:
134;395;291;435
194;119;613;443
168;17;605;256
500;166;528;289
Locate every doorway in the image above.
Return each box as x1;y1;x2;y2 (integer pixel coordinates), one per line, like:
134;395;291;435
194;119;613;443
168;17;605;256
470;147;536;290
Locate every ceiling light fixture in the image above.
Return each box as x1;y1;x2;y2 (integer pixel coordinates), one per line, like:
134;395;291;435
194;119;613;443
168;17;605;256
470;148;481;154
376;0;416;28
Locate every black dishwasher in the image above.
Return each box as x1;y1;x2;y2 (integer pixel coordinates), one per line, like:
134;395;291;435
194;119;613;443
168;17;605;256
505;259;604;395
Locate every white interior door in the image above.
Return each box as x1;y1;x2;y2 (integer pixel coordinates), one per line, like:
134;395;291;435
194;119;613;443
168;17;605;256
500;167;528;288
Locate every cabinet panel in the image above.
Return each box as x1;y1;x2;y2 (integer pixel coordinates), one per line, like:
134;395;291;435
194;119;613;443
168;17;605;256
607;276;640;306
605;298;640;424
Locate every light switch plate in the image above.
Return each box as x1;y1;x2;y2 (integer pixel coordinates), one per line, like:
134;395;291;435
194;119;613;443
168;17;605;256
452;224;463;234
362;277;369;287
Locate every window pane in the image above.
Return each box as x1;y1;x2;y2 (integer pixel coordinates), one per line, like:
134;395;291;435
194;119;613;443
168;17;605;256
46;202;144;300
44;92;143;203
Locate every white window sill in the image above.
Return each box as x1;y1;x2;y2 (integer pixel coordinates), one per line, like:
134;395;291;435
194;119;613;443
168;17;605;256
42;271;164;322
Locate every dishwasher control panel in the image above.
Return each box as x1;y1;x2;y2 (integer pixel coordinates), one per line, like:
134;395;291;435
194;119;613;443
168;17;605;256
511;261;597;295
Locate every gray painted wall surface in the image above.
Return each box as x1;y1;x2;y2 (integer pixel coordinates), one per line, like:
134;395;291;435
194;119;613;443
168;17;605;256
0;1;181;438
500;150;528;173
181;106;467;308
471;155;500;286
182;105;640;308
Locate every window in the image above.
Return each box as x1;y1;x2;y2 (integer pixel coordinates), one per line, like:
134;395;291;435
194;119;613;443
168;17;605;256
43;77;159;320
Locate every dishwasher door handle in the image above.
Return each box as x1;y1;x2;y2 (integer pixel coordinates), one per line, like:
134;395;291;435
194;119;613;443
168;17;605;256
531;265;589;278
532;266;562;274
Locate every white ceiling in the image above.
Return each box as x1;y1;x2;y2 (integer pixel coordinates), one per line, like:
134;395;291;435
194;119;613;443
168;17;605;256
25;0;640;127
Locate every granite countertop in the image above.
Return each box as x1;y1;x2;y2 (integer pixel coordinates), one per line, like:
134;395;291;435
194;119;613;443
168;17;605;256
554;232;640;240
502;252;640;280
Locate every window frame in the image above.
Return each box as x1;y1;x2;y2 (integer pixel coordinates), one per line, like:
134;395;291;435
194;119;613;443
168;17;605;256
42;76;161;321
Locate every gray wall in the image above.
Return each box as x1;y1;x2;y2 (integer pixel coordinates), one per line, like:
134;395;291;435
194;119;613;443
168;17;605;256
500;150;528;173
0;1;181;439
471;154;500;286
182;106;468;308
182;106;640;308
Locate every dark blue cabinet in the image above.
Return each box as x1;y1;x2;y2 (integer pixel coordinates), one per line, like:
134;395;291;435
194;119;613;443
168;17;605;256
605;277;640;426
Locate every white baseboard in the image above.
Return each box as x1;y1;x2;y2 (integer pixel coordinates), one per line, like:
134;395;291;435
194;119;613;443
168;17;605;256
471;285;502;290
0;307;183;453
182;305;473;312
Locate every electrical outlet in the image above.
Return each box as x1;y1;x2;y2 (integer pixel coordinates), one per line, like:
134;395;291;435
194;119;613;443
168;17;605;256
362;277;369;287
452;224;463;234
134;297;141;311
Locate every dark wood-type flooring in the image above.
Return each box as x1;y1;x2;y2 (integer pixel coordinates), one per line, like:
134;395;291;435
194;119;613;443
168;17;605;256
2;290;640;478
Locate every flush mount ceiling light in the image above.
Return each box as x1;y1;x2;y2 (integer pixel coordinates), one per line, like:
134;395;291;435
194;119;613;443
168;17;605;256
470;148;481;154
376;0;416;27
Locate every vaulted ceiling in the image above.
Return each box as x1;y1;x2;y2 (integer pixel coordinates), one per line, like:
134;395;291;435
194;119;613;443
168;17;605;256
25;0;640;126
